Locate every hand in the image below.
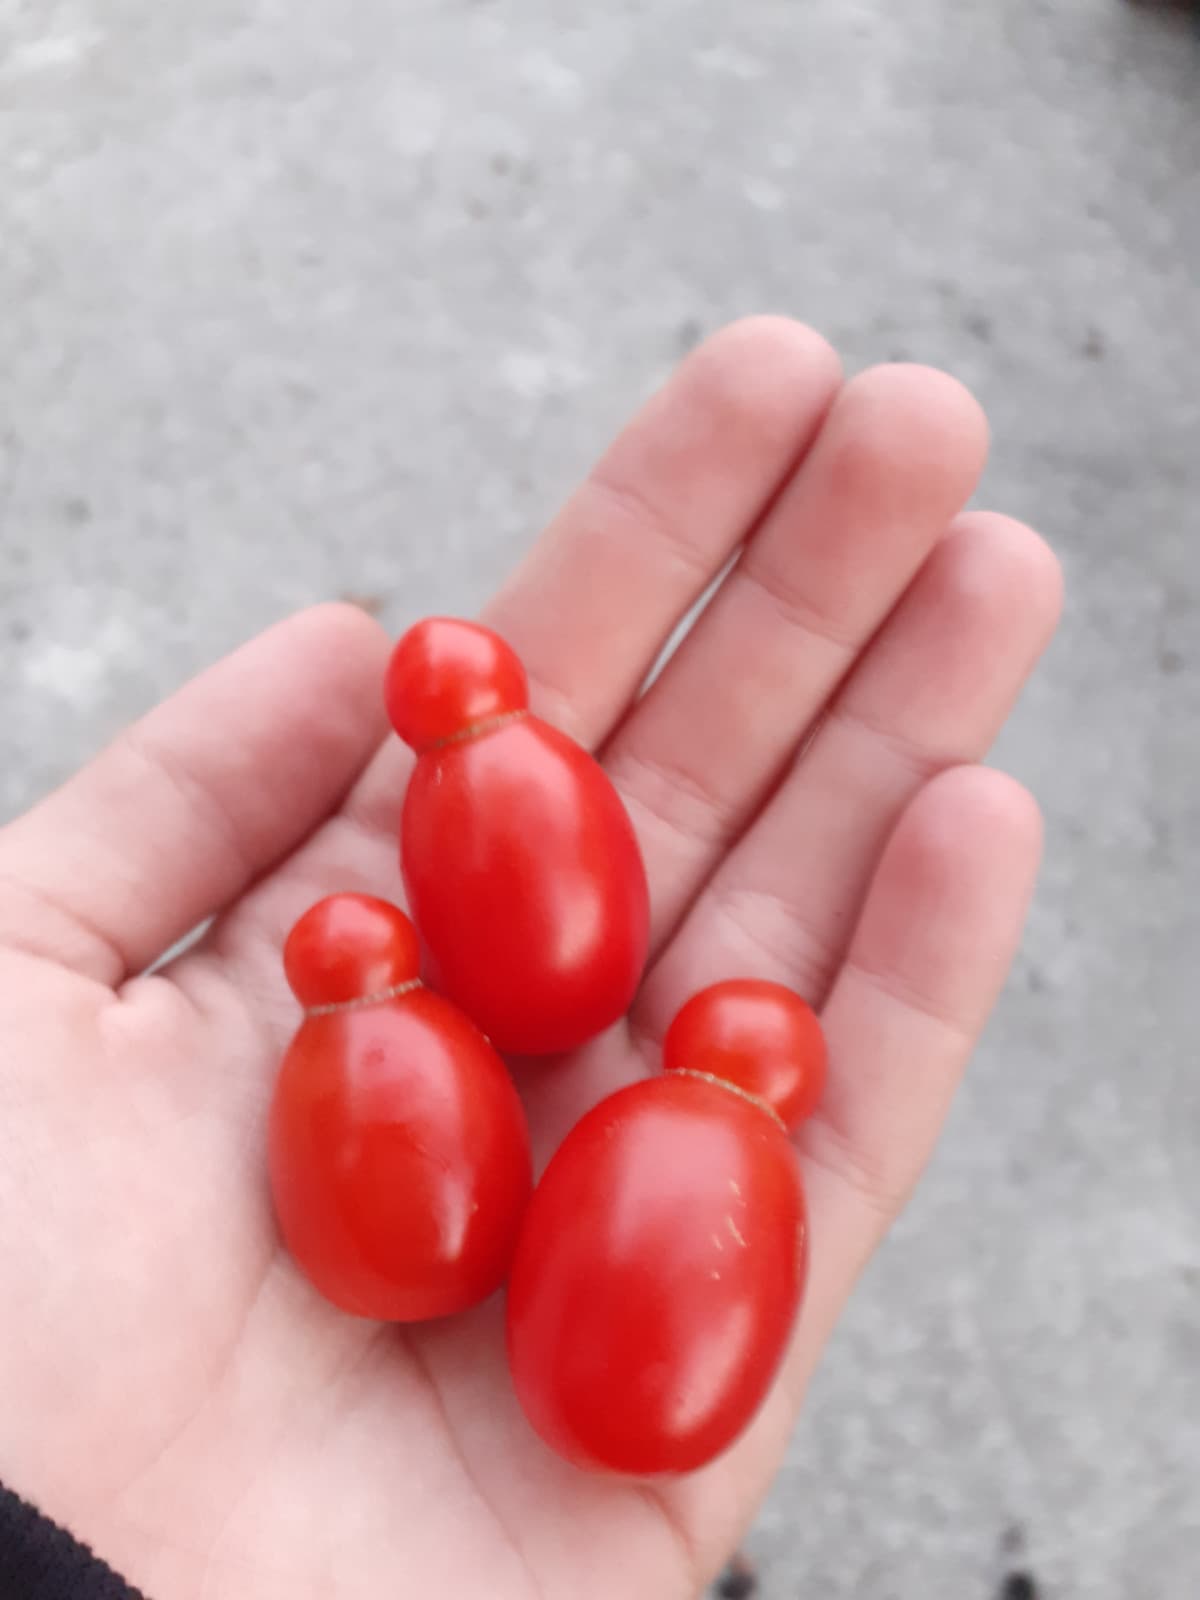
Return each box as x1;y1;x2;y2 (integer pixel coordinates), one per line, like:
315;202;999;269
0;320;1061;1600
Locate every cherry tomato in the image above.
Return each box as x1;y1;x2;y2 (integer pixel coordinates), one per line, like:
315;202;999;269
268;894;532;1321
664;978;827;1130
386;618;650;1056
282;889;421;1008
385;619;527;751
505;1073;806;1475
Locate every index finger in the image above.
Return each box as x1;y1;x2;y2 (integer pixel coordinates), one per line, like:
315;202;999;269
487;317;842;747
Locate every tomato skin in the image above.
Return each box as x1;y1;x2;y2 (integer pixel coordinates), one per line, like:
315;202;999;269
664;979;827;1130
505;1074;806;1475
401;717;650;1056
269;990;532;1320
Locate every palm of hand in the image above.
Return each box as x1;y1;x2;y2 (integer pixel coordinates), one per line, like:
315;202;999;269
0;323;1060;1600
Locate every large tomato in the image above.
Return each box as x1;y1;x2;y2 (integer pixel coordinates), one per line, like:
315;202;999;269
268;894;532;1321
505;1073;806;1475
386;619;649;1056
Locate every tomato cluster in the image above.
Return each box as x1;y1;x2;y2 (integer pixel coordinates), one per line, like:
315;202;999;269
267;617;826;1476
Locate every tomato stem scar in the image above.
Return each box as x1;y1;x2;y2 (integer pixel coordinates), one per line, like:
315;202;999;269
669;1068;787;1133
305;979;424;1017
428;708;530;750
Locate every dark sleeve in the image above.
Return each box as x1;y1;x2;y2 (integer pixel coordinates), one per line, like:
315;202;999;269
0;1484;146;1599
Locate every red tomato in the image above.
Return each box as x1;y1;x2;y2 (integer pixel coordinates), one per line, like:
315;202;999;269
664;978;827;1130
386;618;650;1056
385;618;526;751
282;890;421;1008
269;895;532;1321
506;1074;806;1475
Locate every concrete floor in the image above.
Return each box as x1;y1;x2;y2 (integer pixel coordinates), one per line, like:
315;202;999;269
2;1;1198;1595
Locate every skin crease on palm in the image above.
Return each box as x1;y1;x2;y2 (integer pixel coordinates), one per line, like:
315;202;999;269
0;319;1062;1600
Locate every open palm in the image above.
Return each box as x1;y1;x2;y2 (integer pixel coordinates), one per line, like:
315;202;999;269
0;321;1061;1600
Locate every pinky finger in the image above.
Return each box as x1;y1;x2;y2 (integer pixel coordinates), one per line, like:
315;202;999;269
798;764;1043;1348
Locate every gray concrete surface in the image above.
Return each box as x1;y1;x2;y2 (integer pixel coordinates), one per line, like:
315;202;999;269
2;1;1198;1595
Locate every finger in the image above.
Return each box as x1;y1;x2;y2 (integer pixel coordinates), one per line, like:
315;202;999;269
0;605;391;985
637;511;1061;1019
795;767;1043;1350
488;317;843;745
603;364;990;949
660;767;1043;1573
336;319;842;837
